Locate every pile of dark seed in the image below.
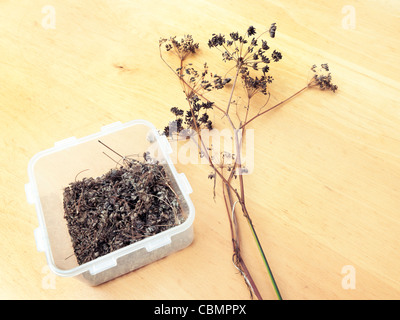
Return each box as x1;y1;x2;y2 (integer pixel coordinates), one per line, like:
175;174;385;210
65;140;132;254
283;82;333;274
63;160;183;265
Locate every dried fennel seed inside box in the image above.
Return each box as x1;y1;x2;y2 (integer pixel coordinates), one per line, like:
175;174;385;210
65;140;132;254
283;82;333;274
27;121;195;285
63;152;184;265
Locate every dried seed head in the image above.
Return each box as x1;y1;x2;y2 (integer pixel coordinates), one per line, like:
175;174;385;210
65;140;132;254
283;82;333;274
311;63;338;93
160;35;199;60
269;23;277;38
247;26;256;37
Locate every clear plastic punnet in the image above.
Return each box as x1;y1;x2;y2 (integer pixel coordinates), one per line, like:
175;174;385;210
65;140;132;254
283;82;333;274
25;120;195;286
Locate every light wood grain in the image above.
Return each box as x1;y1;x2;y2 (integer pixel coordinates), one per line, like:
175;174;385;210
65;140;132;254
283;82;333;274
1;0;399;299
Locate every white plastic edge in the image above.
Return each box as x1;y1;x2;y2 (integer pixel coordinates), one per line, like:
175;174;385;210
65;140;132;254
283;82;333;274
159;135;173;154
89;257;117;275
101;121;123;133
25;183;35;204
54;136;77;148
34;227;46;252
145;235;172;252
179;173;193;194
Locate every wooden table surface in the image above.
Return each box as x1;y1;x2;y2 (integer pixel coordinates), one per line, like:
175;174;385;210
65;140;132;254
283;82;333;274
1;0;400;300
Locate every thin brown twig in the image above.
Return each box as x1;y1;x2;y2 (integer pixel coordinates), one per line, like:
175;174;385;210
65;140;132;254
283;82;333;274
240;85;310;129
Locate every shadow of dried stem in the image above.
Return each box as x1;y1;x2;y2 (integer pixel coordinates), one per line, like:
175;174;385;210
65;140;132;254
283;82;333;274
159;24;338;300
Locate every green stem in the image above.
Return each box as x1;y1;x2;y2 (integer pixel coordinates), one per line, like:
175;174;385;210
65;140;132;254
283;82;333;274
246;217;282;300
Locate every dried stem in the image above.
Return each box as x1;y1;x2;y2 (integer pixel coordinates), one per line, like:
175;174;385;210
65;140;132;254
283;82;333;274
159;28;337;300
225;63;241;115
240;85;310;129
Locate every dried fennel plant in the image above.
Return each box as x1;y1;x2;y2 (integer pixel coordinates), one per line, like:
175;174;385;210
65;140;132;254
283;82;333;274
159;24;337;300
